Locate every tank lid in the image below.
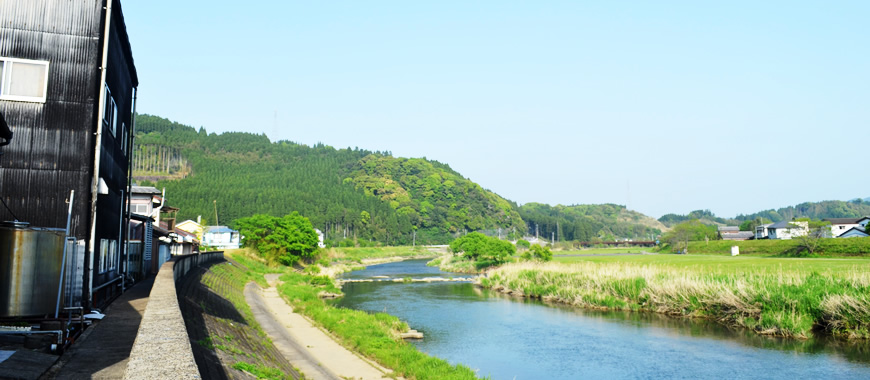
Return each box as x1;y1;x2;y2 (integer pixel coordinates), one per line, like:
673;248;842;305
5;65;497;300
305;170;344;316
1;221;30;228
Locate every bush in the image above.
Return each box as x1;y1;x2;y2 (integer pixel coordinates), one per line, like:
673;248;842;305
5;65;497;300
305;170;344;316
449;232;516;264
234;212;319;266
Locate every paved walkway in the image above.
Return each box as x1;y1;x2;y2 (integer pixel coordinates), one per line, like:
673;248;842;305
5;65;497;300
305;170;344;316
44;276;155;380
245;274;393;380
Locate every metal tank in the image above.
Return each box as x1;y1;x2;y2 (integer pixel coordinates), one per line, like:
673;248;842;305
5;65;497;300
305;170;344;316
0;221;66;317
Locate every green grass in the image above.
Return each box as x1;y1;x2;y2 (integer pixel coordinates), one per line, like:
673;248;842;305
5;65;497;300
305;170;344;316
678;237;870;256
553;254;870;274
229;252;483;380
482;256;870;339
231;362;287;380
194;253;295;378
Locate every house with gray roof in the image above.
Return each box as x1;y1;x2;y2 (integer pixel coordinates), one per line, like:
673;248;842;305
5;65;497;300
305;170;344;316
767;220;808;240
824;217;870;238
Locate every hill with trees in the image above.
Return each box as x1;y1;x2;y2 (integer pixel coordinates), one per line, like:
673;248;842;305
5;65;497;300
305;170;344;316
734;199;870;223
658;200;870;229
518;203;667;242
133;114;523;245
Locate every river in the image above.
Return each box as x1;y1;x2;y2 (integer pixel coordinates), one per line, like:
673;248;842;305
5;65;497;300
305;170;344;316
335;259;870;379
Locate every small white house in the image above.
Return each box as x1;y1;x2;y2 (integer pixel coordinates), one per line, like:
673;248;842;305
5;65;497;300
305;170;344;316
837;227;869;238
203;226;241;250
755;223;773;239
767;221;808;240
825;217;870;238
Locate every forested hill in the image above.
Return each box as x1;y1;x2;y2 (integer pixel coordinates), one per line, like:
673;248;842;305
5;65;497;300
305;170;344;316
132;114;524;244
658;200;870;228
518;203;668;242
734;199;870;223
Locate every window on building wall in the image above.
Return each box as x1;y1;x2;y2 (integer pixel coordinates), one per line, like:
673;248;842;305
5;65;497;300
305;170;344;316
0;57;50;103
99;239;109;273
102;85;118;137
99;239;119;273
131;203;150;215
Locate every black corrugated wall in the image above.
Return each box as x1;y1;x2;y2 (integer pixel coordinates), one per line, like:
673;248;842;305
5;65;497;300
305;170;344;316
0;0;139;309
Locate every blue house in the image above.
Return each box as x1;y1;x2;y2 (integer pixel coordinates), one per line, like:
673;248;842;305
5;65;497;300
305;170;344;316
203;226;241;250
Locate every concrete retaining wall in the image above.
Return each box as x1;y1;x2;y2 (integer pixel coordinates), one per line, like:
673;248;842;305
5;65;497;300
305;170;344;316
123;251;224;380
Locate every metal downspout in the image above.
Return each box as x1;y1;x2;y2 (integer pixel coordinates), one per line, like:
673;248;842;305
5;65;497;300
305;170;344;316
87;0;113;309
117;189;125;292
125;87;137;284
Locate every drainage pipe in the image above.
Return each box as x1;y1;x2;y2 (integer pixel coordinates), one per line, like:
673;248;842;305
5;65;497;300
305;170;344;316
86;0;114;309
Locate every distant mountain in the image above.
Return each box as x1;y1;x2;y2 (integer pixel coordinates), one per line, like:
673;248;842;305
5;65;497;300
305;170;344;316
658;210;733;228
658;199;870;228
519;203;668;241
735;199;870;223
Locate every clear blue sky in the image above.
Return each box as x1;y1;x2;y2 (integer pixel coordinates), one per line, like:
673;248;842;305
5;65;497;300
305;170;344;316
123;1;869;219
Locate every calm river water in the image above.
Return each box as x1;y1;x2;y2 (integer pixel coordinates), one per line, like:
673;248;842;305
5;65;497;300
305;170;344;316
336;259;870;379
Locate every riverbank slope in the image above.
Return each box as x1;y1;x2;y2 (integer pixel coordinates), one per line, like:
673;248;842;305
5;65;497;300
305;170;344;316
479;255;870;339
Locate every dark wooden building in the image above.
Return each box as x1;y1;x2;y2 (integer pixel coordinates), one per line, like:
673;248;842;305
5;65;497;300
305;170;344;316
0;0;138;310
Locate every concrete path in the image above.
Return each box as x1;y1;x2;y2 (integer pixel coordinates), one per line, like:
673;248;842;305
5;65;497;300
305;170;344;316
44;276;155;380
244;274;392;380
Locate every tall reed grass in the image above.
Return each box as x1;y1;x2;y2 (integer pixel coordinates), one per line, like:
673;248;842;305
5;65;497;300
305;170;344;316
480;261;870;339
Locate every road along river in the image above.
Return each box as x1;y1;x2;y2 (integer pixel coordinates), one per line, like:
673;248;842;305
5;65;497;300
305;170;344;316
335;259;870;380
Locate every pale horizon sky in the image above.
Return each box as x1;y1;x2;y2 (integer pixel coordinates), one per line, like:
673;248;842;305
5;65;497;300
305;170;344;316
123;1;869;219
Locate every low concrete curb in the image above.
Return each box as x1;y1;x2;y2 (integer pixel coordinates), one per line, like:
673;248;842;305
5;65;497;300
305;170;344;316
123;252;223;380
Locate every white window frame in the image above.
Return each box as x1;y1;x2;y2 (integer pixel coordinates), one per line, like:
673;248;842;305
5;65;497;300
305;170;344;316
0;57;50;103
102;84;117;137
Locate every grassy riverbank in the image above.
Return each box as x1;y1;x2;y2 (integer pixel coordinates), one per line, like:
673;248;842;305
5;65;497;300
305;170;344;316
228;251;482;380
681;237;870;256
480;256;870;339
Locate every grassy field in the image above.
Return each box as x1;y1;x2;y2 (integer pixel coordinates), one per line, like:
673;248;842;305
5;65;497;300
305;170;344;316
482;254;870;340
228;250;483;380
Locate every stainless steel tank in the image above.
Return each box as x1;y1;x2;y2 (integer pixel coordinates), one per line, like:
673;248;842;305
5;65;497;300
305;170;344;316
0;221;66;317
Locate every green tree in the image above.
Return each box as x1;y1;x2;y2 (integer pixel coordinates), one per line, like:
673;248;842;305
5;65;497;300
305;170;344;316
792;218;831;255
450;232;516;264
661;219;718;254
521;244;552;262
234;212;319;266
739;217;772;232
516;239;531;250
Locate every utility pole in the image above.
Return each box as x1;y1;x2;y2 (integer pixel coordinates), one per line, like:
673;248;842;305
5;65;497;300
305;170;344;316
535;224;539;240
412;229;416;247
551;232;555;245
213;200;219;226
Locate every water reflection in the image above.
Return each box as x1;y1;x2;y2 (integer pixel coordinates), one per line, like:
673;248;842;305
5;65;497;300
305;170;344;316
336;260;870;379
